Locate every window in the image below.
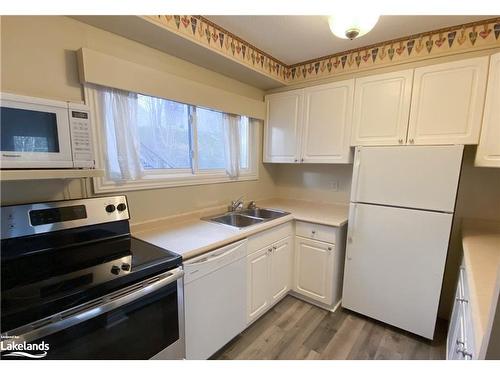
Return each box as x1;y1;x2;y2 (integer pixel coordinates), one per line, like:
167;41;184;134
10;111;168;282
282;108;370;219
88;86;259;192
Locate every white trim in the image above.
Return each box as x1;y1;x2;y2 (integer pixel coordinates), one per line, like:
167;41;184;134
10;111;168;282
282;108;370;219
85;85;259;194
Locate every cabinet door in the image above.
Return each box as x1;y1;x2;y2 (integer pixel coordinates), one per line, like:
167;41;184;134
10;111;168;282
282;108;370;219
408;56;488;145
294;237;334;305
247;246;271;323
264;90;303;163
269;236;292;304
351;70;413;146
301;80;354;163
476;53;500;167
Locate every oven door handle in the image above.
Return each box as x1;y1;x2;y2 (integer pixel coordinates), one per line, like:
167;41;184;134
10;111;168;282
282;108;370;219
1;266;184;348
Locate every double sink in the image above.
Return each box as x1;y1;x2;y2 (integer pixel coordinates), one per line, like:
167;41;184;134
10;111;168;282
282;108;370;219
203;208;290;229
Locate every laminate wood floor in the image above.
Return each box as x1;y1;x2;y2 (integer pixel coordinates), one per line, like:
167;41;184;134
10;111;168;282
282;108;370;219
213;295;447;360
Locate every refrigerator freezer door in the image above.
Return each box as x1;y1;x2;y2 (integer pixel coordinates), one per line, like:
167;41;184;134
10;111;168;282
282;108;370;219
342;203;453;339
351;145;463;212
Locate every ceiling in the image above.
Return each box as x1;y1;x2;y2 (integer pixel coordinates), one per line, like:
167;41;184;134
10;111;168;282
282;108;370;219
207;15;495;65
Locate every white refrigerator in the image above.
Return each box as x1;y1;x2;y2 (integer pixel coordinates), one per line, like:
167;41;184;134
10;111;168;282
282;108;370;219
342;145;464;339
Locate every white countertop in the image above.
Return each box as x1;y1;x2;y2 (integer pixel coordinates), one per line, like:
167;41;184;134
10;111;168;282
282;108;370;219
132;198;349;260
461;219;500;351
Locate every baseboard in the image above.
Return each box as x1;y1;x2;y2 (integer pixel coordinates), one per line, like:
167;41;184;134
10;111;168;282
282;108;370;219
288;291;342;312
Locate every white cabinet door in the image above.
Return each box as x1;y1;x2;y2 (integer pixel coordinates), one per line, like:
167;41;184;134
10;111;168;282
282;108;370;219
408;56;488;145
351;70;413;146
269;236;292;304
476;53;500;167
247;246;271;323
264;90;303;163
294;237;334;305
301;80;354;163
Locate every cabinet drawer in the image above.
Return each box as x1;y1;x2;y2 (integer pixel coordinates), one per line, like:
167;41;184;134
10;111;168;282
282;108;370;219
247;222;293;255
296;221;336;244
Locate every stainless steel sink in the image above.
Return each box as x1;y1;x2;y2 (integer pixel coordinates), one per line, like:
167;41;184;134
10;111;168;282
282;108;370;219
207;213;264;228
203;207;290;229
240;208;289;220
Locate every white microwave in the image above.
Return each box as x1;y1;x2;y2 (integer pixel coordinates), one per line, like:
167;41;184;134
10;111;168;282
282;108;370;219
0;93;94;169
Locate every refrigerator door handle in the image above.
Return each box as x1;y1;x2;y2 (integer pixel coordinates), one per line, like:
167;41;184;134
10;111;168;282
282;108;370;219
350;148;362;203
346;203;357;260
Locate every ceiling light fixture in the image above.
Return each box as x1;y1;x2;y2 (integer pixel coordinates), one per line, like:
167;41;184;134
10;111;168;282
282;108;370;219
328;14;380;40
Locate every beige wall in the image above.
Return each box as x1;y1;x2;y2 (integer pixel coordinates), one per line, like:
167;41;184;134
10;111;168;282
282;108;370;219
0;16;276;223
271;164;352;205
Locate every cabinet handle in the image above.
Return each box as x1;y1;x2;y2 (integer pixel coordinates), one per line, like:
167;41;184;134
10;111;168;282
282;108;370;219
301;158;304;162
268;248;272;253
409;139;415;144
311;230;316;235
294;159;298;163
327;247;332;251
456;297;469;304
398;139;403;144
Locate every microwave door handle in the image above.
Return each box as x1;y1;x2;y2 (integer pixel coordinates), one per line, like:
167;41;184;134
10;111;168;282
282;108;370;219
2;267;184;347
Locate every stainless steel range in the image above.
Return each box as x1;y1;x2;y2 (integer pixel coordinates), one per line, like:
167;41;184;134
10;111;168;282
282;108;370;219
0;196;184;360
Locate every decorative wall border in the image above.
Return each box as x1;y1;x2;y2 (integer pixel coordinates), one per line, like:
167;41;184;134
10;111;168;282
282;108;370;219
145;15;500;86
145;15;288;83
289;18;500;84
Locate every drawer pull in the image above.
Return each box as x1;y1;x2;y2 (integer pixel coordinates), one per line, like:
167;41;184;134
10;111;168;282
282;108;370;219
311;230;316;235
327;247;332;251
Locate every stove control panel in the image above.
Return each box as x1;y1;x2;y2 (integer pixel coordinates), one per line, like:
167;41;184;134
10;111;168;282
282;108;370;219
1;196;130;240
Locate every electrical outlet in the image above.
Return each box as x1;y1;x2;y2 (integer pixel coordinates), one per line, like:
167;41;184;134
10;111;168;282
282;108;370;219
331;180;339;192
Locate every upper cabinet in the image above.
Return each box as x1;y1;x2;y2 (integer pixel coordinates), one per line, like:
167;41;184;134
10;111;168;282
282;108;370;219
264;80;354;164
301;80;354;163
266;55;492;157
350;56;489;147
475;52;500;168
264;89;303;163
408;56;488;145
351;70;413;146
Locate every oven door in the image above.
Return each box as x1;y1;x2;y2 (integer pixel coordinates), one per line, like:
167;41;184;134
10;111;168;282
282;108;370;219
0;95;73;168
1;267;185;360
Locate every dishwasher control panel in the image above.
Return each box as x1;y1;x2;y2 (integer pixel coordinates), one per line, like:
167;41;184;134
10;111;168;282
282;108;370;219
183;239;248;284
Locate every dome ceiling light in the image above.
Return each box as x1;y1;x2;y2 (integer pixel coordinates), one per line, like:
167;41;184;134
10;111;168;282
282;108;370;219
328;14;380;40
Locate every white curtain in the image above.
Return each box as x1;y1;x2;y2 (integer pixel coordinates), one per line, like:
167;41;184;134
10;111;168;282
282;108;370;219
97;87;144;181
223;113;241;178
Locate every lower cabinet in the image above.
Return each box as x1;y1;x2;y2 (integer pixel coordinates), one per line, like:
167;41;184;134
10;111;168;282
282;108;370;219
246;221;345;324
247;223;293;324
247;247;272;322
293;221;346;310
270;237;293;303
294;237;334;306
447;261;475;360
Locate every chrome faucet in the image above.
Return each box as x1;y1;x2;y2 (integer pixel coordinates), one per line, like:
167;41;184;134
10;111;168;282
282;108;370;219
247;200;257;209
228;196;244;212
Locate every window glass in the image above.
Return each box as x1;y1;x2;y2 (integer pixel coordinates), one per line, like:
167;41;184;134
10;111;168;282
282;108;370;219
94;85;258;192
196;107;226;170
137;95;191;169
239;117;249;169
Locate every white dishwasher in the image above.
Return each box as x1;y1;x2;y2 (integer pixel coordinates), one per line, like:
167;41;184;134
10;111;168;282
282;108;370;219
184;239;247;359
